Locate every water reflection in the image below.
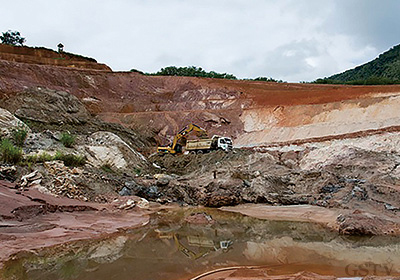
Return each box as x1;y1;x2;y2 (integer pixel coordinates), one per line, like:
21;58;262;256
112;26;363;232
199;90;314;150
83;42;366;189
2;208;400;280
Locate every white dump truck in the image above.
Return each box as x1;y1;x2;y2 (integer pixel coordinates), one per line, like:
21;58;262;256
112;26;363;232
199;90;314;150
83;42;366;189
186;135;233;153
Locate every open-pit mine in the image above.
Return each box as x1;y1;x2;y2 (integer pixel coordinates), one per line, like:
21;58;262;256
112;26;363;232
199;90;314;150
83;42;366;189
1;45;400;280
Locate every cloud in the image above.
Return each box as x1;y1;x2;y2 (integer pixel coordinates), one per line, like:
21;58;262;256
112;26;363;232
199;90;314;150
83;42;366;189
223;36;375;82
328;0;400;50
0;0;398;82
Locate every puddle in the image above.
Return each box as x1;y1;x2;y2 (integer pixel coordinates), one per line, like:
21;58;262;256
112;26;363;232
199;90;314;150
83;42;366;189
2;208;400;279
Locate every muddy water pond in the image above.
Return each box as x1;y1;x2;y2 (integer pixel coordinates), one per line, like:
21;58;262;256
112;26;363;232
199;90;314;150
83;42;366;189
2;208;400;280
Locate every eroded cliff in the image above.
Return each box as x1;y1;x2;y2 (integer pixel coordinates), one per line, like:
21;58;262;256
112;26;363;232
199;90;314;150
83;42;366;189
1;47;400;151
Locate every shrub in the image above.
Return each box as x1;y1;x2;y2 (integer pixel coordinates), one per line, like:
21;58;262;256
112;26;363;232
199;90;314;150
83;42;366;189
0;30;26;46
54;151;86;167
38;152;53;162
12;125;28;147
146;66;238;80
25;154;38;163
252;77;285;83
133;167;141;175
60;132;76;148
0;139;23;164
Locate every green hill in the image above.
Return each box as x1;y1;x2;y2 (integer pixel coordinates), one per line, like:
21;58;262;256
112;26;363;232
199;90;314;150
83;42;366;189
315;44;400;85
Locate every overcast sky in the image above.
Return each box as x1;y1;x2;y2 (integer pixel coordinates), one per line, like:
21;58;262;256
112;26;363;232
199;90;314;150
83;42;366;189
1;0;399;82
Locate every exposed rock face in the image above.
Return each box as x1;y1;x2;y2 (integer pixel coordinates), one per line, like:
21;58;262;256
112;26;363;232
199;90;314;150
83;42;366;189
338;212;400;235
1;49;400;236
83;131;146;169
2;87;90;124
0;107;29;137
236;92;400;147
0;180;150;268
1;50;400;151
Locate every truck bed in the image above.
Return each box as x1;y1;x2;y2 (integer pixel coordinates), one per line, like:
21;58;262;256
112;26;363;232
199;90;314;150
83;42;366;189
186;139;213;150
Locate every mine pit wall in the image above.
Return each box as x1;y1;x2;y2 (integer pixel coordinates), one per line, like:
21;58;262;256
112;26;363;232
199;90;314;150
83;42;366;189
235;92;400;147
2;52;400;149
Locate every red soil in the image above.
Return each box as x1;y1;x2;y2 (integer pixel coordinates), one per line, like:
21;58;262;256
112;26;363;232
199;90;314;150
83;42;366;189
1;44;400;148
0;180;150;266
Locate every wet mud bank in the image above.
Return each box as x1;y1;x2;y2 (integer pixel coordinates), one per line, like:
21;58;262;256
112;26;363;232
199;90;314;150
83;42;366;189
0;180;152;270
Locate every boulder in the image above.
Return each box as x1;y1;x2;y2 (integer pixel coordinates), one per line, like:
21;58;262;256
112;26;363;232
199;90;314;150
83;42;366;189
83;131;147;170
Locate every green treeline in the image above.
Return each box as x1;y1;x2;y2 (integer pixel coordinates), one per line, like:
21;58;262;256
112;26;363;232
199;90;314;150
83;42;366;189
130;66;284;82
131;66;237;80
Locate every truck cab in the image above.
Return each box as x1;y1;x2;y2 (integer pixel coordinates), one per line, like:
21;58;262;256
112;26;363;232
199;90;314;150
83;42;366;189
212;136;233;151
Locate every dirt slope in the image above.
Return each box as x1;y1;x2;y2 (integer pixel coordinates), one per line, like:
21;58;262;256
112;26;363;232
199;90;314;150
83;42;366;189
2;46;400;152
0;44;111;71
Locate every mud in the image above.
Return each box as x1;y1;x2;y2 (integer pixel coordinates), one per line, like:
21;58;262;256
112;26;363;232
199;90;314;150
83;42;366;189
0;180;152;267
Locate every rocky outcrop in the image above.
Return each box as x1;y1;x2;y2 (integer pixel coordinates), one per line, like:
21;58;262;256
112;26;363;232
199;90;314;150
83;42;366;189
83;131;147;169
236;91;400;147
2;87;90;124
0;180;97;220
0;107;29;137
337;212;400;235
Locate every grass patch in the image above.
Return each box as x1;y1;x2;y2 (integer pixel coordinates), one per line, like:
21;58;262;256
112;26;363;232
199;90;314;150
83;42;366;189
0;139;23;164
54;151;86;167
25;152;53;164
60;132;76;148
11;125;28;147
38;152;53;162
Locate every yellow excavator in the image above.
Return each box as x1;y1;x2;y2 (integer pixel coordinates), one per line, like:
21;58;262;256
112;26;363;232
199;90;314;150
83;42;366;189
157;123;208;154
173;234;210;260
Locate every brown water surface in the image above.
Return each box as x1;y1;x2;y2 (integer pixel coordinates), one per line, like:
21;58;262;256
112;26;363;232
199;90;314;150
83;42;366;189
1;208;399;280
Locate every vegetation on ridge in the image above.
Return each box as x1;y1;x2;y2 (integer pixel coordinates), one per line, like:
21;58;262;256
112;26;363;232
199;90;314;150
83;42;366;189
314;44;400;85
132;66;237;80
131;65;285;82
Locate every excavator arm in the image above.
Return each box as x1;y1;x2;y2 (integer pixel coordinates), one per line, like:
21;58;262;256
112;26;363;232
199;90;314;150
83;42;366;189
173;234;209;260
158;124;208;154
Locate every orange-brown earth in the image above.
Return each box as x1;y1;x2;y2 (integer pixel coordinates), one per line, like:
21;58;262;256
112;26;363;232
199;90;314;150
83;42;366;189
0;44;111;71
1;45;400;280
0;180;152;269
2;45;400;151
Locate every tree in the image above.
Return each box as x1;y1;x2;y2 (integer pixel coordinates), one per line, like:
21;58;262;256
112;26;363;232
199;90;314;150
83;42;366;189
153;66;237;80
0;30;26;46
